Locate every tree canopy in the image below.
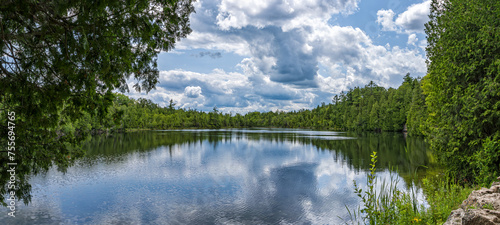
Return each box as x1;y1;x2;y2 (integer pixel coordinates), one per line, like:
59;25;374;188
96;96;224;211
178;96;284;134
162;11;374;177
424;0;500;185
0;0;195;206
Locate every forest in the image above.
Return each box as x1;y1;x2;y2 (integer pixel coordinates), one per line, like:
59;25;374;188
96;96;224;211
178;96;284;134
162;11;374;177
63;73;427;136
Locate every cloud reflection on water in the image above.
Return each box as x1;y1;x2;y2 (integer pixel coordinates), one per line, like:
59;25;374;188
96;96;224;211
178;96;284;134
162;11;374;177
2;130;427;224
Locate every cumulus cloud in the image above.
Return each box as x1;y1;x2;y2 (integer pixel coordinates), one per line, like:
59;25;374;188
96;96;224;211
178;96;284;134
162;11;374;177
265;27;319;85
216;0;359;30
184;86;202;98
395;0;432;33
407;34;418;45
136;0;428;113
376;0;431;34
125;67;327;113
376;9;397;31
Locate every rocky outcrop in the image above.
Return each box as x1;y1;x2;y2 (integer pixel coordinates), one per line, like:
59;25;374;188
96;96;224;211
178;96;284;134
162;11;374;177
444;177;500;225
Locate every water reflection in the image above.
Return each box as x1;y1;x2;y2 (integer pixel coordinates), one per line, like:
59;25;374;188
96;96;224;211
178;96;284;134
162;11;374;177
0;129;432;224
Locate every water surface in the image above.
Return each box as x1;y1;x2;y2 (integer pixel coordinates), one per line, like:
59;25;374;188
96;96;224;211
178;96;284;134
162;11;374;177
1;129;431;224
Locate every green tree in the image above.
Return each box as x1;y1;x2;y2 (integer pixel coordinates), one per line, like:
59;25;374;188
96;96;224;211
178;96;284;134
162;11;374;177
0;0;195;205
407;78;426;136
424;0;500;184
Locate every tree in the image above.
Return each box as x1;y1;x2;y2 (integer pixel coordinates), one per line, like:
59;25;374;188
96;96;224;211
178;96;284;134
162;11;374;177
167;99;176;114
0;0;195;206
424;0;500;185
407;77;426;136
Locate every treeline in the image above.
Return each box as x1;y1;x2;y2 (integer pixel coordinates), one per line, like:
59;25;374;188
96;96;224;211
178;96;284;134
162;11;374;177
62;73;426;136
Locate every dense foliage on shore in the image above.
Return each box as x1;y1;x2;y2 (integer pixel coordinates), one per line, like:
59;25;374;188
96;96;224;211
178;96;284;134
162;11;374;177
424;0;499;186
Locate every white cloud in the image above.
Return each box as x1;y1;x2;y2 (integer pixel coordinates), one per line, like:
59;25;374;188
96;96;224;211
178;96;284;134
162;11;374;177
176;31;250;56
395;0;431;33
306;23;425;88
184;86;202;98
376;9;397;31
376;0;431;34
145;0;428;113
363;46;426;87
216;0;359;30
407;33;418;45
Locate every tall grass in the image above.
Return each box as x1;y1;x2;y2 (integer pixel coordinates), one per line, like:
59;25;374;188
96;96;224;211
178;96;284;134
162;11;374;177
343;151;474;225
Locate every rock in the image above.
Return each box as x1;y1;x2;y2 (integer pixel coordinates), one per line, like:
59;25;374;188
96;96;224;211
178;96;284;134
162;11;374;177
444;182;500;225
462;209;500;225
444;209;465;225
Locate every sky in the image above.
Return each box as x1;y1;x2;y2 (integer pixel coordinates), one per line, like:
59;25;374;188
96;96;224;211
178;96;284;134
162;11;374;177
126;0;431;114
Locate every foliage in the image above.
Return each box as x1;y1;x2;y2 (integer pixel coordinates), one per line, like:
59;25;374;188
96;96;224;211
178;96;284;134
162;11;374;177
346;151;474;225
421;175;474;224
424;0;500;186
471;137;500;186
0;0;194;206
407;79;427;136
328;76;414;132
352;152;379;224
346;151;425;225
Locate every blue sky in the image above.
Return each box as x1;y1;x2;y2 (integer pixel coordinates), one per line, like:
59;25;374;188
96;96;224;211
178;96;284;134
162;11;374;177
127;0;431;114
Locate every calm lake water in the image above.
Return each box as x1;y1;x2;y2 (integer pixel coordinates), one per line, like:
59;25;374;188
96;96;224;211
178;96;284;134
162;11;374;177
1;129;433;224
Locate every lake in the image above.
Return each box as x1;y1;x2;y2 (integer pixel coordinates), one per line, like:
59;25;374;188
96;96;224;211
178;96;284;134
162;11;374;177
1;129;433;224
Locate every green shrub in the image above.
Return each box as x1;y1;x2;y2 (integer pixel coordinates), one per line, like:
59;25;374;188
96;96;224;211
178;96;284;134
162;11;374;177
421;175;474;224
472;137;500;187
